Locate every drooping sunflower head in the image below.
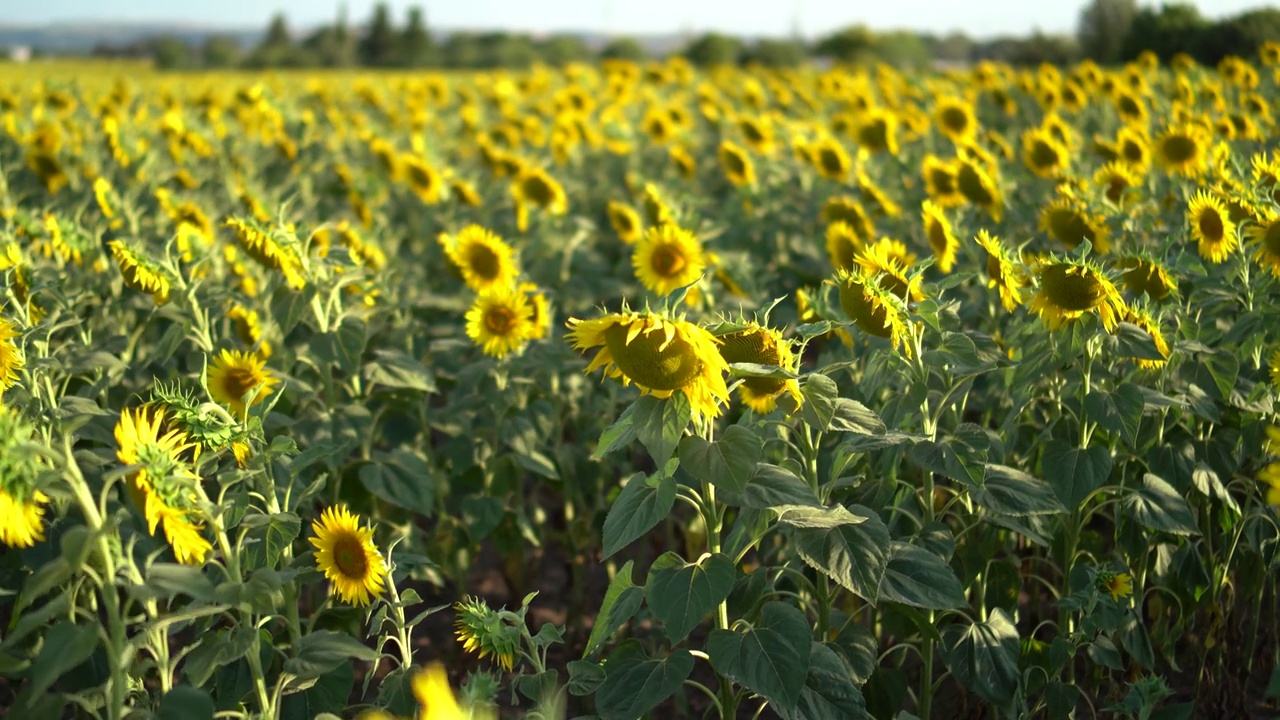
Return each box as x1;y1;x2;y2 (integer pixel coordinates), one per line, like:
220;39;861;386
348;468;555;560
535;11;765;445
206;349;277;418
309;505;388;607
565;309;729;424
832;269;914;356
0;405;49;548
718;139;756;187
713;322;802;414
1029;258;1127;332
1115;254;1175;300
441;225;520;293
1039;196;1111;254
633;223;707;298
465;284;534;359
1153;124;1209;177
1118;302;1171;370
921;200;959;274
974;230;1025;312
1247;208;1280;276
1186;190;1239;264
825;221;862;273
224;218;307;290
606;200;643;244
855;238;924;302
453;596;520;672
108;240;171;305
1022;127;1070;178
955;157;1003;220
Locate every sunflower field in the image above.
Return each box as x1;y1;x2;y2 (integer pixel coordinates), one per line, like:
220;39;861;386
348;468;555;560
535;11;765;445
1;46;1280;720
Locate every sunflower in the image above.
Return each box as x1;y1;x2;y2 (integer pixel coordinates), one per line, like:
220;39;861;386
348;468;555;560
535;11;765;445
225;218;306;290
440;225;520;293
519;282;552;340
450;178;482;207
810;136;852;182
955;158;1003;221
1270;348;1280;389
0;317;24;394
975;230;1024;312
1187;190;1238;264
93;177;117;219
641;183;675;227
833;270;914;356
107;240;171;305
633;223;707;297
410;662;496;720
1029;258;1126;331
715;323;802;414
856;239;923;302
465;285;534;358
825;221;862;272
566;309;729;425
1092;161;1143;207
1095;570;1133;602
933;96;977;143
228;305;271;358
207;349;277;418
310;505;388;607
1260;462;1280;509
0;406;48;548
1251;152;1280;204
921;155;964;208
115;408;212;565
1118;303;1170;370
921;200;959;273
821;196;875;240
669;145;697;179
1153;124;1209;177
737;114;775;155
1039;197;1111;254
1247;208;1280;276
606;201;643;244
856;170;903;218
855;107;899;155
1022;128;1070;178
511;166;568;231
718;140;756;187
1116;255;1175;300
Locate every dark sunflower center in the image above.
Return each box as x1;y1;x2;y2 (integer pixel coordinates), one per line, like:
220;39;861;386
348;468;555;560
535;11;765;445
221;367;260;402
408;164;434;190
650;245;687;277
832;235;858;271
987;255;1003;283
1122;264;1170;299
1196;207;1225;241
859;120;888;151
927;219;949;254
332;534;369;578
613;210;635;234
466;244;501;280
1121;141;1145;164
1048;210;1094;248
722;150;747;176
819;148;845;174
741;122;765;143
1160;135;1197;164
1106;177;1127;203
941;107;969;133
1264;223;1280;255
484;306;517;335
957;164;994;206
930;169;957;197
718;331;785;396
523;176;555;206
602;323;703;391
1041;265;1108;312
1030;140;1061;170
1118;96;1140;117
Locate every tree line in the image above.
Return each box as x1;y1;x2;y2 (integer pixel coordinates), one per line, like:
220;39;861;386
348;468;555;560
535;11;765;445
91;1;1280;71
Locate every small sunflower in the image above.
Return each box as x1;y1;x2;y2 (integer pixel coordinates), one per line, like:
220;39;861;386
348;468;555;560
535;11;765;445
856;170;903;218
566;309;729;425
715;323;802;414
107;240;171;305
309;505;388;607
955;158;1003;221
934;96;978;143
921;200;960;273
833;270;914;357
1187;190;1238;264
1022;127;1070;178
810;136;852;182
855;239;924;302
0;317;24;394
718;140;756;187
0;406;49;548
225;218;306;290
641;183;674;227
207;349;277;418
975;230;1025;312
1093;161;1143;206
511;166;568;231
401;154;444;205
669;145;697;179
465;285;534;359
519;282;552;341
1260;462;1280;509
1246;208;1280;276
440;225;520;293
1095;570;1133;602
821;196;875;240
922;154;964;208
1119;303;1171;370
1039;197;1111;254
1153;124;1209;177
1029;258;1126;332
450;178;482;207
228;305;271;358
633;223;707;297
606;201;643;244
1270;348;1280;389
825;221;862;272
1116;255;1175;300
855;108;899;155
454;596;520;672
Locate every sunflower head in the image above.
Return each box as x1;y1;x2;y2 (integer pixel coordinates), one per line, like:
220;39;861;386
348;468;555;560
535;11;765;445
825;221;862;272
207;349;277;418
810;136;852;182
465;284;534;359
833;269;914;356
0;317;25;395
856;238;924;302
1247;208;1280;277
921;200;959;273
718;140;756;187
714;322;802;414
108;240;171;305
1153;124;1209;177
1118;303;1171;370
641;183;675;227
309;505;388;607
440;225;520;293
855;108;898;155
511;166;567;213
1116;255;1175;300
934;96;977;143
1039;196;1111;254
1029;258;1126;332
1093;161;1143;206
1022;127;1070;178
1095;569;1133;602
974;230;1025;312
633;223;707;298
454;596;520;672
606;200;643;244
0;405;49;548
1187;190;1238;264
399;155;441;203
955;158;1003;220
922;154;963;207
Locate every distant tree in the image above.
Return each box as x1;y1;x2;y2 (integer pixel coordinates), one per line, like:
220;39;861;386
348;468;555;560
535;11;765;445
1078;0;1137;64
599;37;646;62
875;31;932;68
1013;30;1079;65
202;35;242;68
743;38;807;67
814;25;878;63
540;35;590;66
479;32;540;68
151;36;192;69
359;2;399;67
924;32;974;63
1120;3;1206;62
1199;8;1280;65
301;23;356;67
244;12;297;68
682;32;742;67
399;6;434;67
441;32;482;68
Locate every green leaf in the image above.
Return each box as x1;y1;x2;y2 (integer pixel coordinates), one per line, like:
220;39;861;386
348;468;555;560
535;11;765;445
264;513;301;568
312;318;367;375
777;642;869;720
358;450;436;517
596;641;693;720
584;561;645;658
158;686;215;720
974;464;1066;517
722;463;820;509
645;552;736;643
941;608;1020;705
907;440;983;489
827;398;887;435
133;563;217;603
516;669;560;704
706;601;812;713
1191;462;1240;514
1111;321;1167;361
1084;386;1145;444
800;374;839;431
567;660;606;696
631;394;690;467
28;620;99;702
1125;474;1199;535
678;425;762;494
183;626;257;687
877;542;966;609
777;504;889;603
283;631;378;680
594;401;638;459
280;663;354;720
363;349;436;393
602;472;676;559
1203;351;1239;400
461;495;505;541
1041;441;1112;509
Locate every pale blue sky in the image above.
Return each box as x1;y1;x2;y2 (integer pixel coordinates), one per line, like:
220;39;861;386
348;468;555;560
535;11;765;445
3;0;1267;39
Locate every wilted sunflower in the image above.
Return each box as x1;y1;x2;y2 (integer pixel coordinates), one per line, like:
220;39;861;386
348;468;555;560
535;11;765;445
1029;258;1126;331
833;270;914;356
810;136;852;182
440;225;520;293
566;309;730;424
922;155;964;208
715;323;802;414
975;230;1025;312
955;158;1003;221
225;218;306;290
0;406;48;548
1118;303;1171;370
821;196;875;240
1246;208;1280;276
115;408;212;565
1153;124;1209;177
825;221;862;272
465;285;534;359
921;200;960;273
107;240;171;305
1187;190;1238;264
511;166;568;231
0;317;24;394
309;505;388;607
718;140;756;187
1039;197;1111;254
1116;255;1175;300
1022;127;1070;178
606;200;643;244
634;223;707;297
207;349;277;418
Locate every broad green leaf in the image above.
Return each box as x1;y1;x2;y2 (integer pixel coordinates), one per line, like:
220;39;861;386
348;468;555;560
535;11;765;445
645;552;736;643
264;513;301;568
158;686;215;720
602;472;676;559
584;561;645;658
706;602;812;713
678;425;762;494
631;394;690;467
877;542;966;609
827;398;887;436
722;463;820;509
1084;386;1145;444
800;374;839;431
907;440;983;489
596;641;693;720
1191;463;1240;514
312;318;367;375
280;663;354;720
778;642;870;720
358;450;436;517
567;660;606;696
1111;321;1166;361
461;495;504;541
941;608;1020;705
778;504;889;603
133;563;217;603
1124;474;1199;535
363;349;436;393
282;631;378;680
183;626;257;687
974;464;1066;516
28;620;99;701
1041;441;1112;509
594;401;638;459
834;623;878;685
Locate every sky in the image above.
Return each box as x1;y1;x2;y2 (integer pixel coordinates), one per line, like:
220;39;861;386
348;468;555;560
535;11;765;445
2;0;1269;39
